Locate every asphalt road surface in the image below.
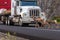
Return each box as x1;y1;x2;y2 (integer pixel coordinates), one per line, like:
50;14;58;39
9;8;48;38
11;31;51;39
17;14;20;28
0;23;30;40
0;22;60;40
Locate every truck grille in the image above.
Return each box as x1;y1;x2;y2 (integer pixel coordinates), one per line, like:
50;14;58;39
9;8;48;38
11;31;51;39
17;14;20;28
29;9;39;17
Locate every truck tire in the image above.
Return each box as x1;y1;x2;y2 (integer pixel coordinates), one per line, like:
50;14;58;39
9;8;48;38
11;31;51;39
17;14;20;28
23;23;29;26
5;20;7;25
3;21;6;25
19;19;22;26
5;19;14;25
7;20;11;25
5;19;10;25
8;20;10;25
9;20;14;25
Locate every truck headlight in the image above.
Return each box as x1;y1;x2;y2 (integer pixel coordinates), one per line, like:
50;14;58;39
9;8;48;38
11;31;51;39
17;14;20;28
23;13;27;16
24;13;27;16
21;12;27;17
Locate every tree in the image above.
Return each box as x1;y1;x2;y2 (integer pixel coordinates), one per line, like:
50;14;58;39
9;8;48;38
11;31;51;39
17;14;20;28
37;0;60;19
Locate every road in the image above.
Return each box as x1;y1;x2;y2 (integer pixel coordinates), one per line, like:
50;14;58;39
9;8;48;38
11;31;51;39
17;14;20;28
0;23;60;40
0;24;51;40
0;23;30;40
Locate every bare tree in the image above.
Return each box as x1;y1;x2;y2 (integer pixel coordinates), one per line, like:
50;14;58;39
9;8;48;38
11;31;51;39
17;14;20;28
37;0;60;19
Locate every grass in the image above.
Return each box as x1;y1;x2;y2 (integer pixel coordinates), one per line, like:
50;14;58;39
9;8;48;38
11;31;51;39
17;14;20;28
7;32;16;40
52;16;60;24
0;32;17;40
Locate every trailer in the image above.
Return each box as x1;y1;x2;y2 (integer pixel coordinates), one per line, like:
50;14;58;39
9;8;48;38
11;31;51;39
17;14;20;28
0;0;47;26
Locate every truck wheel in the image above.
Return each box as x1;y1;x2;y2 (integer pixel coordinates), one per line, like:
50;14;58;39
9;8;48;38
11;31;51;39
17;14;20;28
24;23;29;26
7;20;10;25
9;20;14;25
5;20;7;25
19;19;22;26
5;19;10;25
8;20;10;25
3;21;6;25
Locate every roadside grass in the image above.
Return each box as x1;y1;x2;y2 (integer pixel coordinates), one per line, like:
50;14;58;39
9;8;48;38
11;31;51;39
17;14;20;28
1;32;16;40
52;16;60;24
7;32;16;40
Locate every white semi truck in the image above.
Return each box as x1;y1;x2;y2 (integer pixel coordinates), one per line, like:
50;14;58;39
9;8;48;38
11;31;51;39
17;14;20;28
0;0;47;26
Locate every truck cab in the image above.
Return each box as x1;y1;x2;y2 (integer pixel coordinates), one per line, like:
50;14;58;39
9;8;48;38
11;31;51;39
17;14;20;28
9;0;46;25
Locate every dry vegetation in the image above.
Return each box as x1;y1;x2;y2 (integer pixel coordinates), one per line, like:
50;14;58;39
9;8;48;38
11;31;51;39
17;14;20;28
37;0;60;19
0;32;29;40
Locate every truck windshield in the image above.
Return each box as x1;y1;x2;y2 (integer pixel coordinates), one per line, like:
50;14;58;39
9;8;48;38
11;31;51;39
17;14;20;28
20;1;37;6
